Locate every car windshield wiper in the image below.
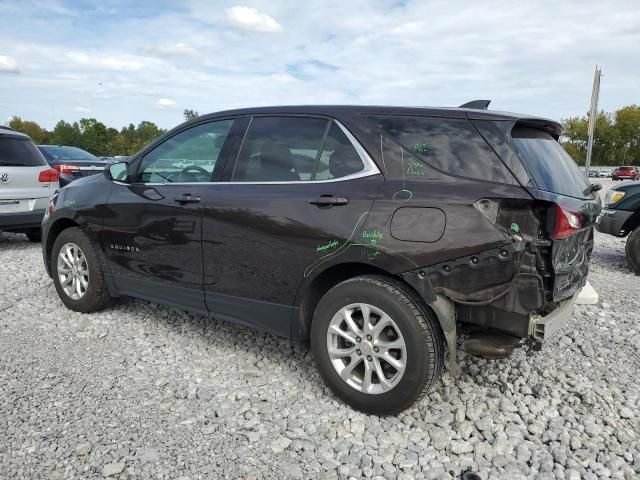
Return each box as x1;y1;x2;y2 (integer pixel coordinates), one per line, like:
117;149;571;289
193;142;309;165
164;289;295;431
583;183;602;196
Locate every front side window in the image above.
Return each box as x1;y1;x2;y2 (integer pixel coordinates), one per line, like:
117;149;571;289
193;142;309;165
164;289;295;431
232;117;365;182
136;120;233;183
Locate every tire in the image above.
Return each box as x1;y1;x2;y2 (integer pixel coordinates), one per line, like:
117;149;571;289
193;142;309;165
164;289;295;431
26;229;41;242
51;227;112;312
310;275;444;415
625;228;640;275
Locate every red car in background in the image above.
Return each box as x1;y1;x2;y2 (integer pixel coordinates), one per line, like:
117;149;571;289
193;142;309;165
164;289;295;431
612;166;639;181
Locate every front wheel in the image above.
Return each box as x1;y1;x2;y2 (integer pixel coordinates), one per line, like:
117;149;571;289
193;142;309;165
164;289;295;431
626;228;640;275
311;275;444;415
51;227;112;312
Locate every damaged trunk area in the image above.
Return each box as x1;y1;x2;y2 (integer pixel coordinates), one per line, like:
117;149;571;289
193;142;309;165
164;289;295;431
423;198;595;356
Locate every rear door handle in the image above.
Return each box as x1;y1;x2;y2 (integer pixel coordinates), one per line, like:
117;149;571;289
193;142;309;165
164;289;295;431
309;195;349;207
174;194;201;204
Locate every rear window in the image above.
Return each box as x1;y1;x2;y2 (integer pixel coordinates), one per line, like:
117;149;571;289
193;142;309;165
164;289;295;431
0;137;45;167
369;115;515;184
38;146;100;162
511;127;590;199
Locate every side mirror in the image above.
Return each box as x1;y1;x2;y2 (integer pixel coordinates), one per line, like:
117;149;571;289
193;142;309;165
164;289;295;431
105;161;129;183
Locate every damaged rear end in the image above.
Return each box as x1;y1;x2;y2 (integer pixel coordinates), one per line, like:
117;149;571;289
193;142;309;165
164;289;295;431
450;117;601;351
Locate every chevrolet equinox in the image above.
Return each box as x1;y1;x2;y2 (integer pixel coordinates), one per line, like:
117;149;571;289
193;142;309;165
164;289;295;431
42;102;601;415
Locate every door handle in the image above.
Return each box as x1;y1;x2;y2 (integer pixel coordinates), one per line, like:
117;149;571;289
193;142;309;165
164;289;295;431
309;195;349;207
174;194;201;204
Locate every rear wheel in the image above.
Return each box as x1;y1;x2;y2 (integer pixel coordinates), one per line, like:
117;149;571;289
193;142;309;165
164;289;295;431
311;275;444;415
51;227;112;312
626;228;640;275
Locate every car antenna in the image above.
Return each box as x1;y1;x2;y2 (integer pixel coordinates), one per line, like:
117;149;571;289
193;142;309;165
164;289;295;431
459;100;491;110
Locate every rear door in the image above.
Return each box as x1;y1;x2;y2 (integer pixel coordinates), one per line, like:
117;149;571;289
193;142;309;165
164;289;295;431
0;133;53;213
200;115;382;337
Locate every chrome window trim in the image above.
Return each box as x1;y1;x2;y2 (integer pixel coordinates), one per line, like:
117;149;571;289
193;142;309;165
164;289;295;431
125;119;381;187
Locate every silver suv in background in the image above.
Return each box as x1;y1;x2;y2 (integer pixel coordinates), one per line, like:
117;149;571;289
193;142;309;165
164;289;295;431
0;126;59;241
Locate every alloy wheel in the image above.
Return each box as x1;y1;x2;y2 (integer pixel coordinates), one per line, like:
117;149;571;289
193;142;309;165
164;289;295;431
57;242;90;300
326;303;407;394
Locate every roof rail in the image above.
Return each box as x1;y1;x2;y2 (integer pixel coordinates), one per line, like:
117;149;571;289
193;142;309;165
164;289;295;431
459;100;491;110
0;125;16;131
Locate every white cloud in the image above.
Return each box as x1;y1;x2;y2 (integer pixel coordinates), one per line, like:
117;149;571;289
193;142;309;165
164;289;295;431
65;51;148;71
157;98;176;108
74;106;91;113
225;6;282;33
0;55;19;73
142;43;199;58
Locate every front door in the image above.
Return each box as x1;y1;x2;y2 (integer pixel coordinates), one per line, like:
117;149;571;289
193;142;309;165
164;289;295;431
200;116;383;336
101;119;237;313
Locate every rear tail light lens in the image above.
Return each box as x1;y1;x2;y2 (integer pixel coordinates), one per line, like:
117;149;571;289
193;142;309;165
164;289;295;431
55;164;80;174
605;190;626;206
38;168;59;183
552;204;583;239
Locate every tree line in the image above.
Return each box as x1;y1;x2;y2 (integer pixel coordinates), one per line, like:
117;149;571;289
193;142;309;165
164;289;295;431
6;105;639;165
6;110;200;157
561;105;640;166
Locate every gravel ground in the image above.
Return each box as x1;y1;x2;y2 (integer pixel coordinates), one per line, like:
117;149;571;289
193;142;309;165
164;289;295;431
1;180;639;480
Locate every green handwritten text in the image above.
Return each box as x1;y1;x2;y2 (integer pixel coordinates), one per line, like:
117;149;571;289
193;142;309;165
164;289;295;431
316;240;339;252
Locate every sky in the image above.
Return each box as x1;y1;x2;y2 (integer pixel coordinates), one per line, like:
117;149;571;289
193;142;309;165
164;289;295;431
0;0;639;130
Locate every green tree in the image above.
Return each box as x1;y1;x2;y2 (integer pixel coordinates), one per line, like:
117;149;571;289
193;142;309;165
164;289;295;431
49;120;82;146
8;116;50;144
183;109;199;121
613;105;640;165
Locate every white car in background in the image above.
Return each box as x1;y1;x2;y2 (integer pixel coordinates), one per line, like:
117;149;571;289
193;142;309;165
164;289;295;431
0;126;59;241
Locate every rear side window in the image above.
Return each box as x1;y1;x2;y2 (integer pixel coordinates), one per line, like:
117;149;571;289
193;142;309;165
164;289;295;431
511;127;590;199
232;117;365;182
0;137;45;167
369;115;515;184
315;123;365;180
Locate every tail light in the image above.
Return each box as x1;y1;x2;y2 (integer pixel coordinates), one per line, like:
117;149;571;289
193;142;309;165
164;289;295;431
55;164;80;174
552;204;583;239
38;168;59;183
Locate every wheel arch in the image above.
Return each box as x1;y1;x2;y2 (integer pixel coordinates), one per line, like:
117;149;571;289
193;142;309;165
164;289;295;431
292;261;438;341
44;217;80;276
622;210;640;236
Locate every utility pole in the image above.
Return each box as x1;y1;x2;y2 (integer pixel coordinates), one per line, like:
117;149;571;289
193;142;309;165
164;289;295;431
585;65;602;176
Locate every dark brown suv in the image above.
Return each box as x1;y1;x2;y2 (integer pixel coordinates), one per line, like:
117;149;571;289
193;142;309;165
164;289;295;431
42;101;601;414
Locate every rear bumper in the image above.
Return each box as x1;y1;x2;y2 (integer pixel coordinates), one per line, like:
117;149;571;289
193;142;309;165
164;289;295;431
528;294;577;342
0;209;46;231
595;208;633;237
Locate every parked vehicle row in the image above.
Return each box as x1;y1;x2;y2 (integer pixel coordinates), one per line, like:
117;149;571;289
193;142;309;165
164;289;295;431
40;102;601;414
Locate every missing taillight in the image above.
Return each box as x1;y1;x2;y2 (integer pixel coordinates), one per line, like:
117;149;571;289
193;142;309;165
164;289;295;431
552;204;583;239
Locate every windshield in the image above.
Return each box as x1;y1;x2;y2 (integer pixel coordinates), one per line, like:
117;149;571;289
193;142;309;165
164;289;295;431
38;145;100;162
511;127;591;199
0;137;46;166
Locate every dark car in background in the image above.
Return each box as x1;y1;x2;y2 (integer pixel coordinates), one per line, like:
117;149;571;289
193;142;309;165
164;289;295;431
612;166;639;181
596;181;640;273
38;145;112;186
41;103;600;414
